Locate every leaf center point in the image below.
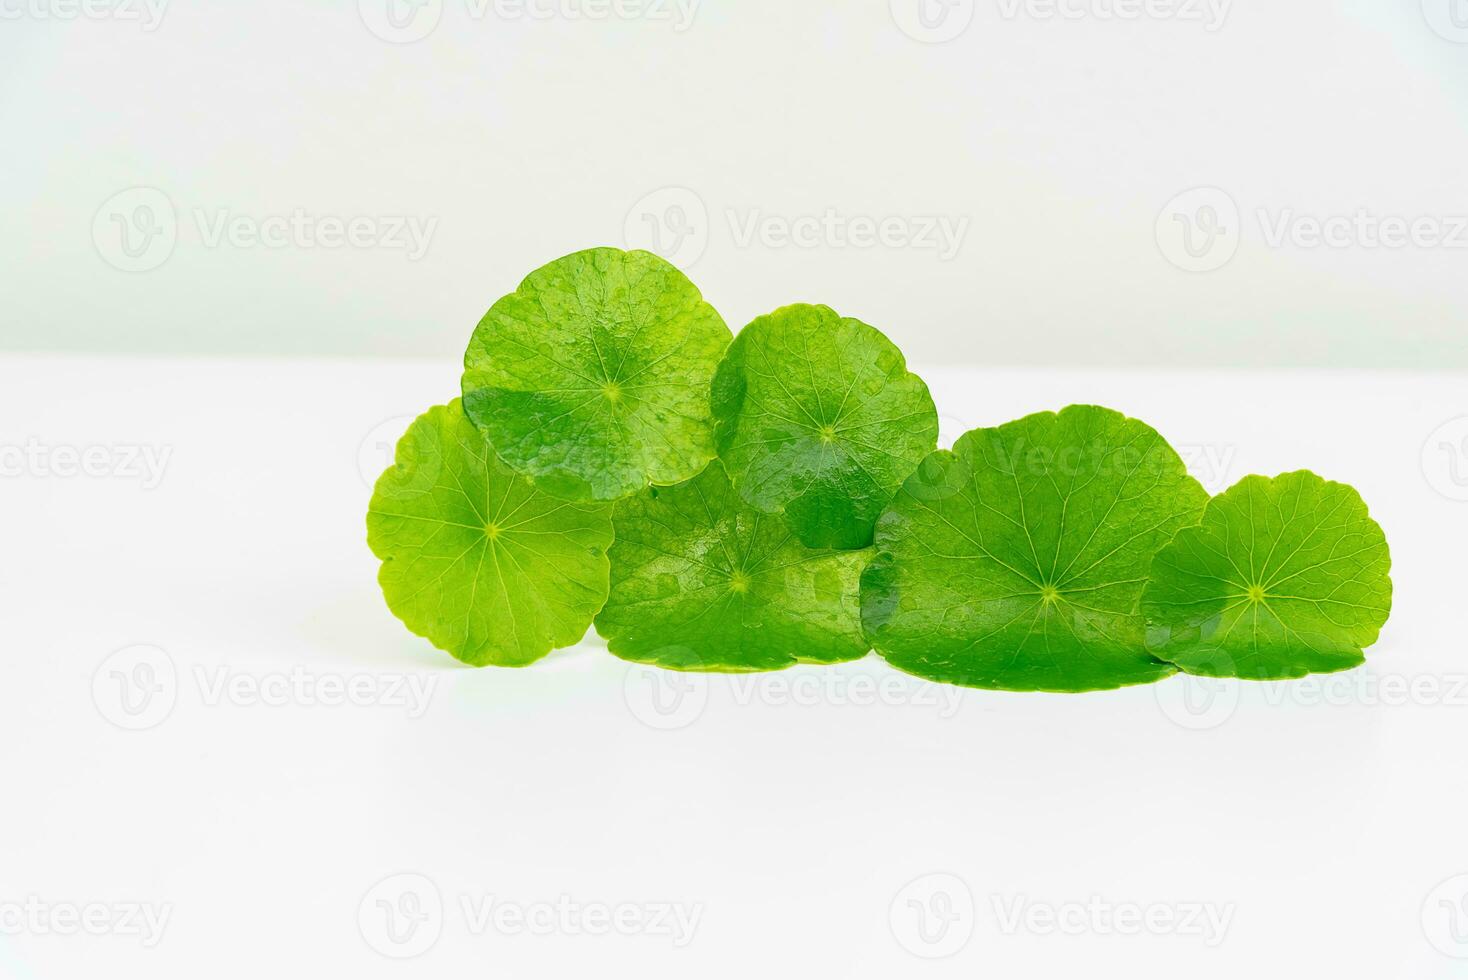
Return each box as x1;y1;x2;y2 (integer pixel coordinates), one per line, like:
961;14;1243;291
1040;585;1061;605
817;424;837;444
1246;584;1266;603
485;522;502;541
729;570;751;594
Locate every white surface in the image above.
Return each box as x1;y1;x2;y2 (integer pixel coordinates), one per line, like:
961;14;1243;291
2;355;1467;978
5;2;1468;367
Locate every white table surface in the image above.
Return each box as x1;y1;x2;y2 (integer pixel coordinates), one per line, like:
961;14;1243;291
2;354;1466;979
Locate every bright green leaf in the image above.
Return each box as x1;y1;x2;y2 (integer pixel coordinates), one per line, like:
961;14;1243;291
712;303;938;550
595;464;871;672
367;400;614;667
462;247;732;502
861;405;1208;692
1142;471;1393;680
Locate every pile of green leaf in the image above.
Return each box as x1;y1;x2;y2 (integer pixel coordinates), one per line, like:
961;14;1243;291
367;247;1394;691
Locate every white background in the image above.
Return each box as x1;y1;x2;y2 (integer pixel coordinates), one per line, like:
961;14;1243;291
2;0;1468;365
2;357;1467;977
5;2;1468;977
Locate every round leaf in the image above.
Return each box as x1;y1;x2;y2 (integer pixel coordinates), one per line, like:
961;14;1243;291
367;401;614;667
1142;471;1393;679
462;247;732;501
712;303;938;550
595;464;871;672
862;405;1208;692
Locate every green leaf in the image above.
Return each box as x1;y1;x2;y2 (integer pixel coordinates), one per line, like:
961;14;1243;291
367;401;614;667
462;247;733;502
861;405;1208;692
1141;471;1393;680
712;303;938;550
594;464;871;672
